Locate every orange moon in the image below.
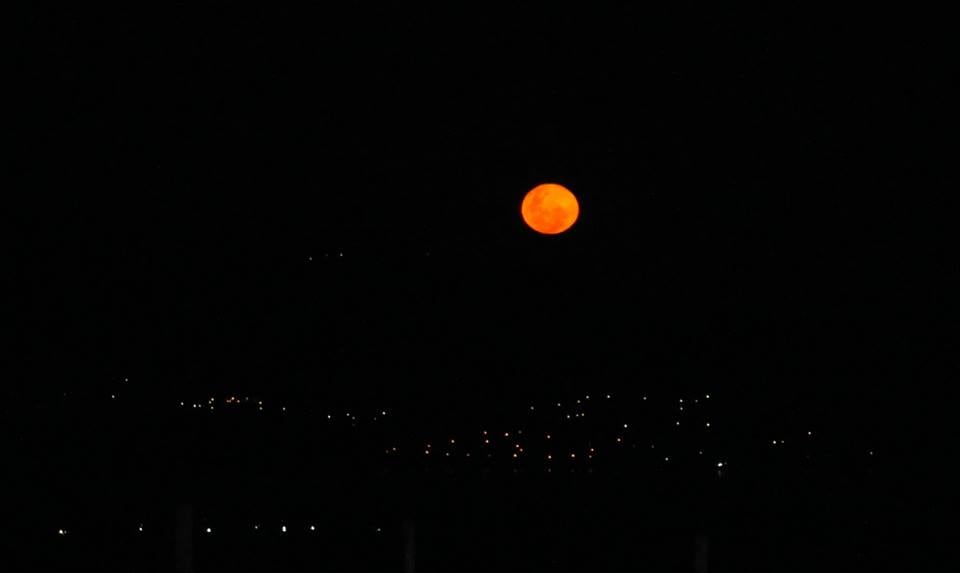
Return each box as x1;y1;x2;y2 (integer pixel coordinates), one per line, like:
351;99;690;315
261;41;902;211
521;183;579;234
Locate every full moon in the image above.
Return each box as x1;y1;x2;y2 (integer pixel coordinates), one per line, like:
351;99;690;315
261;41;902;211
521;183;580;235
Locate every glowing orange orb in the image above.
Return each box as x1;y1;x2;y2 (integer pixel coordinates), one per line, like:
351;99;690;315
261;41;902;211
521;183;579;234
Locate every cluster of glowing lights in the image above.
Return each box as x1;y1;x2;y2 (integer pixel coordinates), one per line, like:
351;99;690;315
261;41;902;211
395;391;731;473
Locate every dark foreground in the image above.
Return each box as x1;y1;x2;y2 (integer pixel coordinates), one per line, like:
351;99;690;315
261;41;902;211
21;464;932;572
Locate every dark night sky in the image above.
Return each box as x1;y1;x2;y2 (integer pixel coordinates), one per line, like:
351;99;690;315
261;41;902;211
10;5;951;453
8;9;957;572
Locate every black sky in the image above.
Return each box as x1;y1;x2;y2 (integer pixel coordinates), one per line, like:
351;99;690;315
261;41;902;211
10;4;950;446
